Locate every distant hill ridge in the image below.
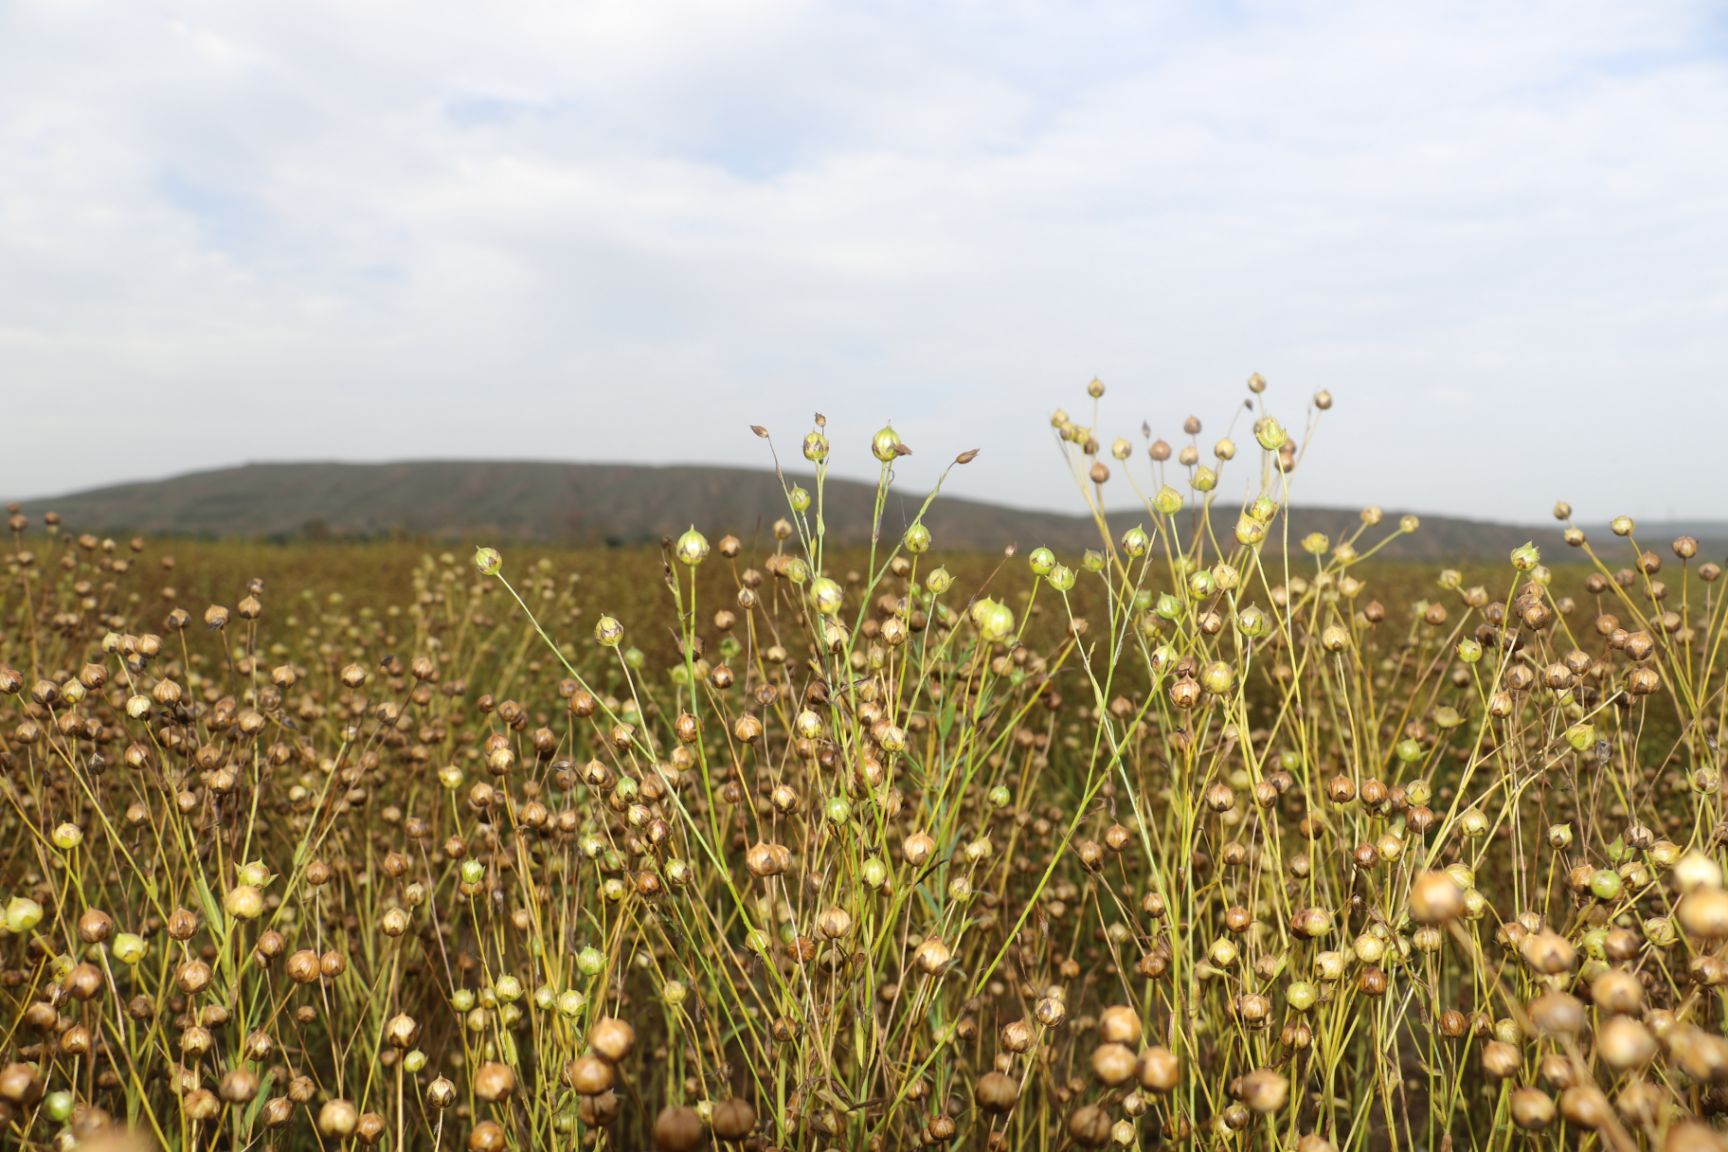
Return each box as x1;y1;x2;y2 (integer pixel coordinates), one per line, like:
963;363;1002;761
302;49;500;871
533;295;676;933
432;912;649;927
11;460;1724;563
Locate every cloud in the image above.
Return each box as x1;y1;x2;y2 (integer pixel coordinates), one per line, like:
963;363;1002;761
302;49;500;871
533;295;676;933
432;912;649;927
1;0;1725;525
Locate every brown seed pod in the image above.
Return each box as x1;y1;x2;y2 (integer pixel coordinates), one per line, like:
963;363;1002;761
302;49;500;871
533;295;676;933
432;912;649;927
975;1071;1020;1115
1238;1068;1289;1114
384;1013;420;1050
711;1098;756;1143
653;1105;704;1151
0;1064;44;1106
1067;1104;1111;1147
1509;1087;1555;1131
1590;969;1644;1015
1559;1084;1612;1130
566;1055;614;1096
427;1077;457;1109
1527;992;1585;1038
220;1068;260;1104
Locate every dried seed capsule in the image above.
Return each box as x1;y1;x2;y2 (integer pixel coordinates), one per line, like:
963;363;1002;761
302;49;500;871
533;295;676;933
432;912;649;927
712;1098;756;1143
654;1106;704;1151
975;1072;1019;1114
589;1018;635;1064
1136;1046;1179;1093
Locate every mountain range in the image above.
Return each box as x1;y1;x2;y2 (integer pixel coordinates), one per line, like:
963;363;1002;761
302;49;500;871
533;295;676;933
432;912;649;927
10;461;1725;563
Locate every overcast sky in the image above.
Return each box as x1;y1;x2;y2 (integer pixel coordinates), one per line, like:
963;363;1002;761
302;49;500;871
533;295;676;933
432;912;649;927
2;1;1725;525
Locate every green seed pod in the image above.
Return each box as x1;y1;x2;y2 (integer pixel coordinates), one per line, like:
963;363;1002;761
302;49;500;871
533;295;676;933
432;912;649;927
809;578;843;616
1200;661;1234;695
3;896;43;934
675;528;710;567
970;598;1015;644
473;547;502;575
871;426;902;462
224;885;264;920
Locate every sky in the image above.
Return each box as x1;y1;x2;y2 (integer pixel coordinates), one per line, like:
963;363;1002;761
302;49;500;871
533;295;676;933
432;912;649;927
2;1;1726;526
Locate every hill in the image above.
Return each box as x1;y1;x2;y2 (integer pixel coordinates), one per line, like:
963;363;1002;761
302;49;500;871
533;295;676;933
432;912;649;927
8;460;1719;563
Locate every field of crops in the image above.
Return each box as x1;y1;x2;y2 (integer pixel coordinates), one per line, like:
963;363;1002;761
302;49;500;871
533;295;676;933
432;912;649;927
4;385;1728;1151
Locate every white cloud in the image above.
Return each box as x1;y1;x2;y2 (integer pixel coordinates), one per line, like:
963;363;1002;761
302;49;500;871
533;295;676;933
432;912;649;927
1;0;1724;525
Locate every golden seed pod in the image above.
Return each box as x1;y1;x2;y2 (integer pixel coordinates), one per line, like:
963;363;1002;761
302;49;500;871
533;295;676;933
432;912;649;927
1677;887;1728;938
473;1061;516;1103
914;936;952;975
1509;1087;1554;1131
317;1099;359;1138
1237;1068;1288;1113
468;1120;507;1152
816;906;853;940
589;1017;635;1064
744;841;791;878
1098;1005;1141;1046
1136;1046;1179;1093
1590;969;1644;1015
1091;1043;1136;1086
384;1013;420;1050
903;831;937;866
1519;929;1576;975
1595;1015;1656;1070
1480;1041;1520;1080
1408;870;1464;925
